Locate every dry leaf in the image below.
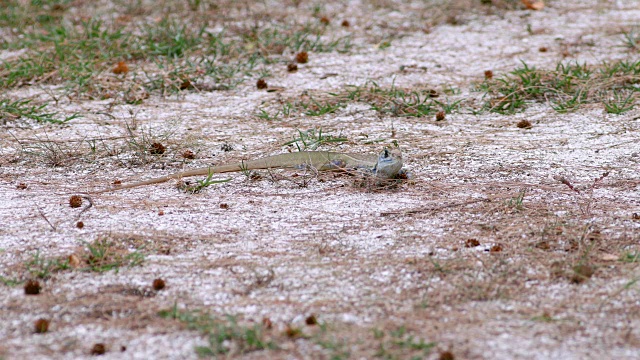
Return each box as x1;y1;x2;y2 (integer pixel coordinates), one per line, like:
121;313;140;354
600;253;619;261
113;61;129;74
68;254;81;268
522;0;544;10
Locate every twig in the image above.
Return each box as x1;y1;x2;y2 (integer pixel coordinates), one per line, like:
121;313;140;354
593;171;609;184
598;273;640;311
36;206;57;231
380;198;491;216
76;195;94;220
9;135;129;144
554;175;580;193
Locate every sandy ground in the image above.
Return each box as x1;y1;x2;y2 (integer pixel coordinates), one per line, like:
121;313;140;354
1;0;640;359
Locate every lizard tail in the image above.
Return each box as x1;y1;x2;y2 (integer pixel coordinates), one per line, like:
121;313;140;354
94;164;242;193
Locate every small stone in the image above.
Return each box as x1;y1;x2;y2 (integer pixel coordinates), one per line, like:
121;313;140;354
305;315;318;325
91;343;106;355
69;195;82;208
571;264;595;284
112;61;129;75
295;52;308;64
465;239;480;247
68;254;81;268
152;278;165;291
182;150;195;159
256;79;268;89
24;280;41;295
34;318;49;333
517;119;533;129
439;351;455;360
149;142;166;155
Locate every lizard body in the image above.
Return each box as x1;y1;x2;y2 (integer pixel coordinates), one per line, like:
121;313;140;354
95;148;403;193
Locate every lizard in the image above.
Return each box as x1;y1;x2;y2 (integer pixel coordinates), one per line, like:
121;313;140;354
93;148;404;193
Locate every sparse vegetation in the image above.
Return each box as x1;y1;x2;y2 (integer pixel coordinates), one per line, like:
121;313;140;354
0;99;80;124
158;306;277;356
621;27;640;50
374;326;436;359
122;118;181;165
16;239;145;281
83;238;145;273
2;1;640;359
339;81;455;117
0;3;352;106
25;250;71;279
477;60;640;114
506;188;526;211
283;128;348;151
260;81;463;120
312;324;351;360
0;275;22;287
604;91;635;114
179;170;231;193
621;252;640;263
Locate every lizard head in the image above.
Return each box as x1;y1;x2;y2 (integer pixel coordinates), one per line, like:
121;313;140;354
375;148;403;179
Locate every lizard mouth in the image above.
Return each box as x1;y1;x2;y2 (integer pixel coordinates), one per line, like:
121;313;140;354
378;148;393;162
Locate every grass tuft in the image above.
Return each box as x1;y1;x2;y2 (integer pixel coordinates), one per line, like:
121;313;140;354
477;60;640;114
283;128;348;151
159;306;277;356
0;99;80;124
18;239;145;280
